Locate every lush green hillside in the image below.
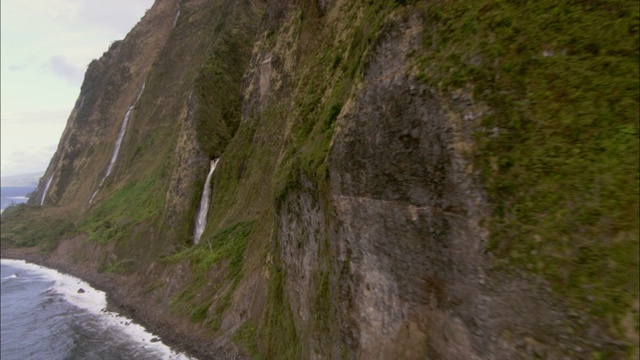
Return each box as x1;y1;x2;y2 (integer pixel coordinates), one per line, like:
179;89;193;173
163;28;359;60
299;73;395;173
2;0;637;358
414;0;639;342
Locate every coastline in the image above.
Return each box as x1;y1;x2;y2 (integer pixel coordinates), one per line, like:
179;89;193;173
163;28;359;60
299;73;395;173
1;247;242;360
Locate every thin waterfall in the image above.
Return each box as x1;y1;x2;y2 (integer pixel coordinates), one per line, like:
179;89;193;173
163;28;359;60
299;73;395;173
89;82;145;204
172;10;180;29
40;174;54;206
74;95;85;110
103;104;134;179
88;189;100;205
194;159;219;244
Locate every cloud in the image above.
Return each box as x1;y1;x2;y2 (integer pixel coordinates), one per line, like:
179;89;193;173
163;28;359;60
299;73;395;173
46;56;83;85
1;145;57;177
76;0;153;35
0;0;153;177
9;64;27;71
1;108;69;176
6;56;38;73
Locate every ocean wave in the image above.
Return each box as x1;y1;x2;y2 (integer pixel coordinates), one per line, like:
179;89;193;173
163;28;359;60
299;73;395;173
1;259;195;360
1;273;18;281
6;196;28;200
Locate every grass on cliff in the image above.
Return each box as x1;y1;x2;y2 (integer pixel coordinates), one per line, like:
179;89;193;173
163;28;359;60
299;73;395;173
265;1;407;357
79;170;165;244
274;0;399;208
0;205;75;251
414;0;639;340
164;220;256;328
194;2;254;159
233;322;264;360
263;246;301;360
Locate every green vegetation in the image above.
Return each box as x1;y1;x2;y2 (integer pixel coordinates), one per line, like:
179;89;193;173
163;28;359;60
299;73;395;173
234;322;264;359
265;2;408;357
54;149;82;201
3;0;636;357
194;4;254;158
414;0;639;337
0;205;75;251
263;249;301;359
80;172;164;244
312;269;331;333
274;0;398;208
165;220;256;272
104;258;136;274
164;221;256;327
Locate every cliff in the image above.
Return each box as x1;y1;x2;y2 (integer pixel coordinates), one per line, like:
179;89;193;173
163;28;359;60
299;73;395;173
2;0;638;359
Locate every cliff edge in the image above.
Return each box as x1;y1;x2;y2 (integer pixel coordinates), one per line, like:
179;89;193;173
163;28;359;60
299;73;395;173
2;0;638;359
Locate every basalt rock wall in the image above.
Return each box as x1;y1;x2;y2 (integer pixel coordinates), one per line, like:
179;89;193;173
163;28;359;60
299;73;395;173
6;0;637;359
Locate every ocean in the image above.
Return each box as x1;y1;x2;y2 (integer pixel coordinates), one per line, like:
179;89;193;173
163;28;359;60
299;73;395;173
1;186;35;213
1;259;195;360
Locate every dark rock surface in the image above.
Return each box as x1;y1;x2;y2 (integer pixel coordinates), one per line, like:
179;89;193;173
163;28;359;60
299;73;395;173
5;0;635;359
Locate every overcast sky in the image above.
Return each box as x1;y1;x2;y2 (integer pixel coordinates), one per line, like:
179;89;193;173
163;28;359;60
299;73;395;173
1;0;154;177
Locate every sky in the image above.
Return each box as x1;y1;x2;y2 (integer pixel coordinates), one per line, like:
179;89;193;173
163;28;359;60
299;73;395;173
1;0;155;178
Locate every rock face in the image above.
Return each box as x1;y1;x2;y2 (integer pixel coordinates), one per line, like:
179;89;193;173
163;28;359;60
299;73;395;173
37;0;181;209
6;0;637;359
328;16;484;358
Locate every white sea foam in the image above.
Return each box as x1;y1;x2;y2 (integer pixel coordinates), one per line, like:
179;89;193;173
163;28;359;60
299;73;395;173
1;259;195;360
1;273;18;281
7;196;28;201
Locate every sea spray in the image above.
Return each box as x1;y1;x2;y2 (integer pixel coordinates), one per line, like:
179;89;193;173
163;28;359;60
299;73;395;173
194;159;219;244
1;259;195;359
40;174;54;206
89;83;146;204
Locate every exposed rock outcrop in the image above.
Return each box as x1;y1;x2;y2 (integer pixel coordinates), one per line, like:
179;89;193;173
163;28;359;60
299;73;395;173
5;0;637;359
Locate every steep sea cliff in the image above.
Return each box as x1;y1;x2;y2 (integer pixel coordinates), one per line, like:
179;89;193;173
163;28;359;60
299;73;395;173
2;0;638;358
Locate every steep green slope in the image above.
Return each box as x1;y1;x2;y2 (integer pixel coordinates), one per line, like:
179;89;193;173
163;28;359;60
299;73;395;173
1;0;637;359
414;0;639;341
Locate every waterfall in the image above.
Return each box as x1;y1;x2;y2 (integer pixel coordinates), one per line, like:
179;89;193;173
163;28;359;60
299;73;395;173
194;159;219;244
103;106;133;179
75;95;85;110
88;189;100;205
172;10;180;29
40;174;54;206
89;83;145;204
104;82;145;180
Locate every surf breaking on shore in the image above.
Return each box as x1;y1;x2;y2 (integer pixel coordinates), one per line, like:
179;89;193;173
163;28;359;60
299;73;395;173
1;258;196;360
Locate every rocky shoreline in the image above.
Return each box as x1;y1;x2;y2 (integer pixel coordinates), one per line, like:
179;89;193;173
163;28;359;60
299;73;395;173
1;247;242;360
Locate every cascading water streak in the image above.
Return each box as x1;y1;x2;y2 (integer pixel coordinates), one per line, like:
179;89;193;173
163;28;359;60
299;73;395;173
103;107;133;180
40;174;54;206
89;83;145;204
173;10;180;28
103;82;146;180
194;159;219;244
88;189;100;205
